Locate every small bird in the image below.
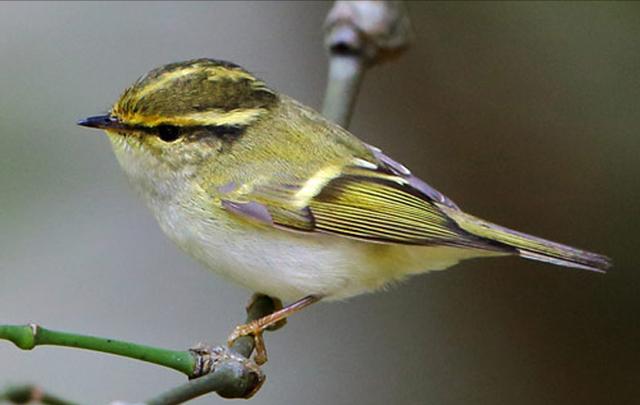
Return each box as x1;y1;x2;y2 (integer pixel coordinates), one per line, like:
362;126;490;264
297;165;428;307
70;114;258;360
79;58;610;364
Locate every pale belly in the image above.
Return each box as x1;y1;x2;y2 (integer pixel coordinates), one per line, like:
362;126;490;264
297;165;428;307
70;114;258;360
149;197;487;302
108;133;496;302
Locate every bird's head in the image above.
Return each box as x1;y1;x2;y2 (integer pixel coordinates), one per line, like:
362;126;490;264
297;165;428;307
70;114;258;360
78;58;278;196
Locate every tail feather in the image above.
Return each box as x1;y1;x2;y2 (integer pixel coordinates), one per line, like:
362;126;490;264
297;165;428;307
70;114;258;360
446;209;612;273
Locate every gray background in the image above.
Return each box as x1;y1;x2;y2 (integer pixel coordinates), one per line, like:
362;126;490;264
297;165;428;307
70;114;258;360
1;2;638;404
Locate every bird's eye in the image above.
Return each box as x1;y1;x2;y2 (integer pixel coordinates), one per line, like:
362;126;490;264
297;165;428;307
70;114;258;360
156;125;181;142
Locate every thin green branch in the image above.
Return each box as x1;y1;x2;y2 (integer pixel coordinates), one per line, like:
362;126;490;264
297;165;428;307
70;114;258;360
0;384;79;405
0;297;278;404
0;324;195;377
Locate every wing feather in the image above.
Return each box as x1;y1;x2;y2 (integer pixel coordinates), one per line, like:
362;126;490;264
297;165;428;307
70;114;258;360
309;174;478;246
218;145;505;251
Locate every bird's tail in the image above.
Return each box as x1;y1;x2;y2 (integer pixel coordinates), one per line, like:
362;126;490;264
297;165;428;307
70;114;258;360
444;209;611;273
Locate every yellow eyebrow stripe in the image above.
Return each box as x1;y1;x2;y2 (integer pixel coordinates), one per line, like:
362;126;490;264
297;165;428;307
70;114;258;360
118;107;267;128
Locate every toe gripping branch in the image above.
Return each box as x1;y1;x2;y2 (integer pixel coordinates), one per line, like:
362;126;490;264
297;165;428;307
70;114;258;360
178;294;284;400
137;294;283;404
226;294;319;366
178;294;321;401
173;293;299;401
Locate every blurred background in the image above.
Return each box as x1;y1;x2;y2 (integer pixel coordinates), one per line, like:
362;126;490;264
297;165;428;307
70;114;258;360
1;2;638;404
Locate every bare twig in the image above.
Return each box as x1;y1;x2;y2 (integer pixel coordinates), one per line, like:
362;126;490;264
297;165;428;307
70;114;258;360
144;347;262;405
322;0;411;127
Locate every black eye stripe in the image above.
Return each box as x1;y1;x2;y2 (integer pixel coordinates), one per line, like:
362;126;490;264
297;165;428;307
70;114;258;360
207;125;245;138
127;123;245;142
156;125;181;142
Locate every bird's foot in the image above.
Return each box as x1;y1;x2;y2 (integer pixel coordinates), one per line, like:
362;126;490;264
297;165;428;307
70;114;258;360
227;320;271;365
228;295;321;365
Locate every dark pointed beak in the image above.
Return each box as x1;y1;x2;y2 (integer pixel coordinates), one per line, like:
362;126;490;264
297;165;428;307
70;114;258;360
77;114;119;129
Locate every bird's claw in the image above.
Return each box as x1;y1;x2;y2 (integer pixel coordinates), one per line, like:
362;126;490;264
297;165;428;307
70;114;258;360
228;322;269;365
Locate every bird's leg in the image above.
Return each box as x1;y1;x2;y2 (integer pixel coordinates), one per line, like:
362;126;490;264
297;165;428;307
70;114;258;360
244;293;286;332
228;295;321;365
